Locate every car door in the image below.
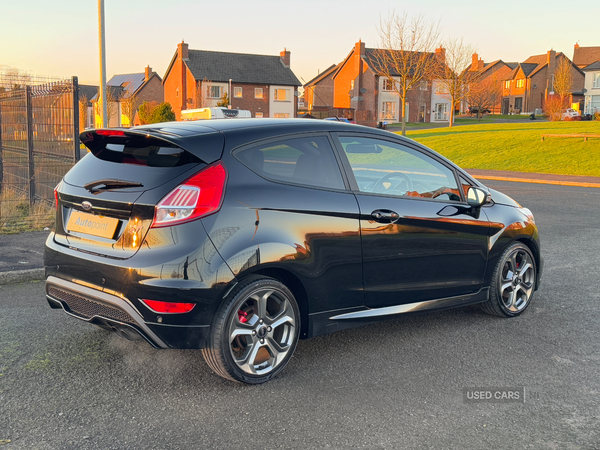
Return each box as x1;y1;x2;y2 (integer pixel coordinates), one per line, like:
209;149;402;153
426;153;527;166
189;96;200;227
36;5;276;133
332;133;490;309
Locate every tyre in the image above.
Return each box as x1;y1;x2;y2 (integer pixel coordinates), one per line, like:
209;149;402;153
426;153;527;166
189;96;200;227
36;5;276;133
481;242;537;317
202;276;300;384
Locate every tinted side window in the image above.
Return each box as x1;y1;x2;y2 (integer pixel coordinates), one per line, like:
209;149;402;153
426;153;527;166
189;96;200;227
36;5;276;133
338;136;460;201
235;136;344;189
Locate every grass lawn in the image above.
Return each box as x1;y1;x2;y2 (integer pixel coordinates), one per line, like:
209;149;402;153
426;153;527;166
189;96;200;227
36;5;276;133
402;121;600;177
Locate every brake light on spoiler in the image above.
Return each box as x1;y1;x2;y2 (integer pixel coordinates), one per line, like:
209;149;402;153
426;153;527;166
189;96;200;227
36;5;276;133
151;161;227;228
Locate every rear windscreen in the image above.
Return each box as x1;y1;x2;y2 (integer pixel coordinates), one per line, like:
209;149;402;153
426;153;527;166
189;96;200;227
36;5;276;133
87;136;199;167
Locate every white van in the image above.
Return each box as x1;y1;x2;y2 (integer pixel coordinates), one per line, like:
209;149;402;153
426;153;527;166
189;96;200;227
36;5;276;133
181;107;251;121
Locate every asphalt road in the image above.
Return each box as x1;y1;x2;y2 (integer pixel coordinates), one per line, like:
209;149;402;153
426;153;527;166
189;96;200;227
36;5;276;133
1;181;599;450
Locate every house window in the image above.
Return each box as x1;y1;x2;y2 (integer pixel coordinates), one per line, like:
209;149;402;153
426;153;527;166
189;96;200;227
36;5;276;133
255;112;263;118
274;113;290;118
516;79;525;89
234;87;242;98
350;80;355;91
255;88;263;99
383;79;394;91
382;102;396;119
176;87;179;97
514;97;523;111
504;81;511;89
434;103;448;121
209;86;221;98
420;81;428;90
593;73;600;89
274;89;289;101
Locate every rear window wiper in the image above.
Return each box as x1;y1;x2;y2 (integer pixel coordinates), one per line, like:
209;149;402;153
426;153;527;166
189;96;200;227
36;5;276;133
84;179;144;192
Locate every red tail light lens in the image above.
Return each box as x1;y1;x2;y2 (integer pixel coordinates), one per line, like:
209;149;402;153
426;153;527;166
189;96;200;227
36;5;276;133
141;299;196;314
151;161;227;228
54;186;59;210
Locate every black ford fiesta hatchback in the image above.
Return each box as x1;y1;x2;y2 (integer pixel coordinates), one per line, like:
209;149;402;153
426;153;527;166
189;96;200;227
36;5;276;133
45;119;542;384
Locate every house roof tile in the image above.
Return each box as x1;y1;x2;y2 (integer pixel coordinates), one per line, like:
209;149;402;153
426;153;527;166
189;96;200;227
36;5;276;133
304;64;338;86
573;46;600;68
184;49;301;86
582;60;600;71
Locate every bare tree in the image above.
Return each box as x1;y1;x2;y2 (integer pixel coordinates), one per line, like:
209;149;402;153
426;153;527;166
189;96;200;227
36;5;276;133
372;12;441;136
105;87;119;127
553;56;574;105
195;77;213;108
433;39;478;127
121;92;139;127
0;68;31;91
467;74;502;119
79;94;89;130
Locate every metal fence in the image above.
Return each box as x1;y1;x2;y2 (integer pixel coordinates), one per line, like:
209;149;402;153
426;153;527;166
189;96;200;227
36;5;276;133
0;75;80;230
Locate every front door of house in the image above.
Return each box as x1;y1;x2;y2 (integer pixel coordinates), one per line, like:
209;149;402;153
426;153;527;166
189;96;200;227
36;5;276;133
502;98;510;115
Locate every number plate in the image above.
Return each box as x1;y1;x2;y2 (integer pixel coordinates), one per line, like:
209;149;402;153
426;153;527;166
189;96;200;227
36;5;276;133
67;210;119;239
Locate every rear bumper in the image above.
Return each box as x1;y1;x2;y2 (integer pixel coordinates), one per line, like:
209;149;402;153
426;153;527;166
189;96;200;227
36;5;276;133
46;276;211;349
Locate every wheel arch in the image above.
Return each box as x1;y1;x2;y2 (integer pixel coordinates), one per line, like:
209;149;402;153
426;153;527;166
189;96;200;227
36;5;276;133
485;235;541;291
238;267;310;339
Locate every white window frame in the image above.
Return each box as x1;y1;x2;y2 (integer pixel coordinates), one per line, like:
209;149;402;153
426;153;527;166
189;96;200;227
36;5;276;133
234;87;242;98
504;81;511;90
255;88;263;99
593;73;600;89
383;79;394;91
209;86;221;98
516;79;525;89
274;113;290;118
382;102;396;120
274;89;289;101
420;81;428;91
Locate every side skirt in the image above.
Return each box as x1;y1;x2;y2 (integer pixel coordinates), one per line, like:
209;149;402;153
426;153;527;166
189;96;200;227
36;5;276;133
307;287;489;338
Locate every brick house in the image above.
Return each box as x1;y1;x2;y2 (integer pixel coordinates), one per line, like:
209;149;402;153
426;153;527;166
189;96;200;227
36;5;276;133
329;40;450;126
500;50;584;115
78;85;98;129
463;54;516;114
163;41;301;120
303;64;338;116
572;44;600;114
92;66;163;127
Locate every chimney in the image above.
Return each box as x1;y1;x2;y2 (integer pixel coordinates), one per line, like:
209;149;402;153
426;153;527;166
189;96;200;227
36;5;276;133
574;42;580;50
471;53;479;70
435;46;446;62
177;40;189;60
478;58;484;71
547;49;557;73
280;48;291;67
145;65;152;81
355;40;365;57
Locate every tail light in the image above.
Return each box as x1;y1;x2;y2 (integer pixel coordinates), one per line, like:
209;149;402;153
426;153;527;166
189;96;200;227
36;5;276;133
151;161;227;228
54;183;61;210
141;299;196;314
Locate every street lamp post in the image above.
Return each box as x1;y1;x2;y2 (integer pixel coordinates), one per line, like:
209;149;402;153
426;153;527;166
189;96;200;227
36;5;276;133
98;0;108;128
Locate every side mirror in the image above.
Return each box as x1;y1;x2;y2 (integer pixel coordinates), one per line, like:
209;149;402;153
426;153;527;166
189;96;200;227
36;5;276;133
467;187;490;207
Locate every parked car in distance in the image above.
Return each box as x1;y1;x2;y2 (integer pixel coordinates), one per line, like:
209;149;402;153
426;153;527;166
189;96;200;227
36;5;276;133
323;117;356;124
467;106;490;115
561;109;581;120
45;119;543;384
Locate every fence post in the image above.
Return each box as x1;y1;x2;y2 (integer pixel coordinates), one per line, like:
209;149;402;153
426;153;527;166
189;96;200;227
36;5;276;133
72;76;80;161
26;85;35;208
0;101;3;196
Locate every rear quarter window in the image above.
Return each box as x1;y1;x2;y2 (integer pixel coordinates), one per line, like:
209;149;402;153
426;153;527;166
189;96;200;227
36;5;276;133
234;135;345;190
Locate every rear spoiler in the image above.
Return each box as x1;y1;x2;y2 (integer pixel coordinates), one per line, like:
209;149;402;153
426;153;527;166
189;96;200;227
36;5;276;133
80;127;225;164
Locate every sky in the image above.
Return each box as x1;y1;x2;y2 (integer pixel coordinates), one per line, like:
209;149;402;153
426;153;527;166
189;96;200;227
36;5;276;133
1;0;598;87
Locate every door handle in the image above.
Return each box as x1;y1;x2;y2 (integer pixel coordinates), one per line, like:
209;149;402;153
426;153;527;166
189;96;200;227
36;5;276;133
371;209;401;223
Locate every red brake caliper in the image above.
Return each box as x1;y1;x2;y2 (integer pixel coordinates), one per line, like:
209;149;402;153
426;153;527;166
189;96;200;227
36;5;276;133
238;310;248;323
